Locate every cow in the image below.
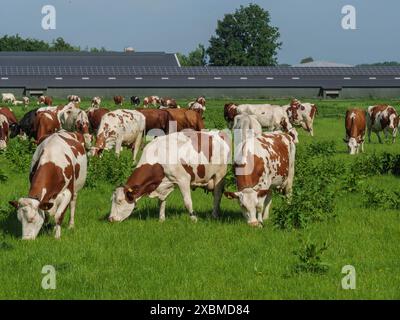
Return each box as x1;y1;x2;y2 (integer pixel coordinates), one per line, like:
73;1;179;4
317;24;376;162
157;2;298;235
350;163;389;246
344;109;366;155
224;103;298;143
22;97;30;106
108;131;230;223
114;96;124;106
143;96;160;108
159;97;178;109
225;131;296;227
37;95;53;106
67;95;81;103
91;109;146;162
136;108;174;136
130;96;140;106
34;111;61;144
0;107;19;138
12;100;24;106
86;107;110;132
9;131;87;240
91;96;102;108
164;108;205;132
188;102;206;116
367;105;400;143
17;108;39;139
284;99;317;136
232;114;262;141
0;114;9;150
1;93;16;104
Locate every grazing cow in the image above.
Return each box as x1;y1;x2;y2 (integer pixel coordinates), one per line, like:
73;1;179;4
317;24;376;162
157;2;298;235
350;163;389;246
136;108;173;135
143;96;160;108
114;96;124;106
22;97;30;106
67;95;81;103
284;99;318;136
91;109;146;161
225;131;296;227
2;93;16;104
34;111;61;144
12;100;24;106
164;108;205;132
9;131;87;239
367;105;400;143
108;131;230;222
130;96;140;106
37;95;53;106
224;103;298;143
91;96;101;108
188;102;206;116
74;110;92;149
344;109;366;155
0;107;19;137
17;108;39;139
0;114;9;149
232;114;262;141
86;107;110;132
159;97;178;109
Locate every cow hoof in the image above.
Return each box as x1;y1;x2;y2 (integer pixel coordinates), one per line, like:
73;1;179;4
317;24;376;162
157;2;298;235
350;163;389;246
159;218;166;223
248;221;260;228
68;224;75;229
190;214;198;222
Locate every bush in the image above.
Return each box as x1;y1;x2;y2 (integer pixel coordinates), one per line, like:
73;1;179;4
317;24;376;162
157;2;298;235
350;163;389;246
305;140;336;157
361;187;400;210
292;237;330;275
86;150;135;188
2;138;36;172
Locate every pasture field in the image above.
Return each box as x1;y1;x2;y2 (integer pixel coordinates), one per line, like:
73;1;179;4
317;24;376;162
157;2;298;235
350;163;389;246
0;98;399;299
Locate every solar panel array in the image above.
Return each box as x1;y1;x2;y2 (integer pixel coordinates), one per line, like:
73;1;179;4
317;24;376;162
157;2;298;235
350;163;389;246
1;66;400;76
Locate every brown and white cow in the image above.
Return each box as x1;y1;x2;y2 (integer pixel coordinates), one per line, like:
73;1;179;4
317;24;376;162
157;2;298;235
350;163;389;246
344;109;366;155
284;99;317;136
367;105;399;143
0;114;9;149
108;131;230;222
0;106;19;137
2;93;16;104
159;97;178;109
37;95;53;106
67;95;81;103
114;96;124;106
225;131;296;227
91;109;146;161
136;108;174;135
164;108;205;132
91;96;102;108
34;111;61;144
188;102;206;116
9;131;87;239
143;96;160;108
232;114;262;141
86;107;110;132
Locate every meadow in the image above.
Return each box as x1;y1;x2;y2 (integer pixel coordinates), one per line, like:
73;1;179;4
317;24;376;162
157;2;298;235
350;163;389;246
0;97;399;299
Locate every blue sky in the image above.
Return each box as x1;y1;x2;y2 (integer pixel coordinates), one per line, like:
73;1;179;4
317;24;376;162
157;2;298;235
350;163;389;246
0;0;398;65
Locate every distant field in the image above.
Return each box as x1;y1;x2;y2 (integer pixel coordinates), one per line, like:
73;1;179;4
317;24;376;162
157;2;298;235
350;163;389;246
0;98;399;299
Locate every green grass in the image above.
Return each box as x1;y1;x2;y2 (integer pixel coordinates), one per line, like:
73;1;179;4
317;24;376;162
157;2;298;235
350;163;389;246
0;98;400;299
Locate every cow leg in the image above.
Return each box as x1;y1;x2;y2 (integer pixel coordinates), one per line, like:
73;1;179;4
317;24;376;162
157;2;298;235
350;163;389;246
367;127;372;143
177;181;197;221
132;131;144;163
68;192;78;229
392;128;397;143
262;192;273;221
376;131;382;144
211;178;225;219
54;191;72;239
115;138;122;157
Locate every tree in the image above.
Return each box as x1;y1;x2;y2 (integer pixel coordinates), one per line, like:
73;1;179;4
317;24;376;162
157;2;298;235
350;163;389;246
300;57;314;64
177;44;207;66
207;4;281;66
50;37;79;51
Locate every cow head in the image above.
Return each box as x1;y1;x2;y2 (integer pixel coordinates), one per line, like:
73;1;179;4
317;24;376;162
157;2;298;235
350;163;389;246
343;137;363;155
108;186;137;222
224;188;269;227
287;127;299;144
9;198;51;240
388;111;399;130
224;103;238;127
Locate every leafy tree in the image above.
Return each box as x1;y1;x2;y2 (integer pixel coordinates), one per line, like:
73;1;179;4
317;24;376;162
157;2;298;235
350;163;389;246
50;37;79;51
300;57;314;64
207;4;281;66
177;44;207;66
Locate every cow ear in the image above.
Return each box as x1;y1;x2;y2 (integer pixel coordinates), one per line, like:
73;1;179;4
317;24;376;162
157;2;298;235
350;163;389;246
257;189;270;197
224;191;239;200
39;202;53;211
9;200;19;209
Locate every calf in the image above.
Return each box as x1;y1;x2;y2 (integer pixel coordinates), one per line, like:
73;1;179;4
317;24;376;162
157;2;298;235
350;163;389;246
108;131;230;222
225;131;296;227
130;96;140;106
367;105;399;143
344;109;366;155
164;108;205;132
0;107;19;138
232;114;262;141
92;109;146;162
34;111;61;144
160;97;178;109
91;96;102;108
143;96;160;108
2;93;16;104
86;107;110;132
67;95;81;103
9;131;87;239
136;108;173;135
0;114;9;149
114;96;124;106
284;99;317;136
37;95;53;106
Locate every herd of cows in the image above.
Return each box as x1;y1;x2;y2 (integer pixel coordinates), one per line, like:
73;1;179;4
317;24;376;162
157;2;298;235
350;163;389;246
0;92;398;240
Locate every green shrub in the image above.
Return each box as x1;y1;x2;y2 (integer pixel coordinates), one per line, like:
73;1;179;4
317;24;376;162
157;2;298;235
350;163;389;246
292;237;330;275
305;140;336;157
361;186;400;210
2;138;36;172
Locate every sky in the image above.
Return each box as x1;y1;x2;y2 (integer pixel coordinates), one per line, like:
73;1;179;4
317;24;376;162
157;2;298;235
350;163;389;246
0;0;398;65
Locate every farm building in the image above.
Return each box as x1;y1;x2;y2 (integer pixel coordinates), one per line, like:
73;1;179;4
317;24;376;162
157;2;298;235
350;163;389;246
1;51;400;98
